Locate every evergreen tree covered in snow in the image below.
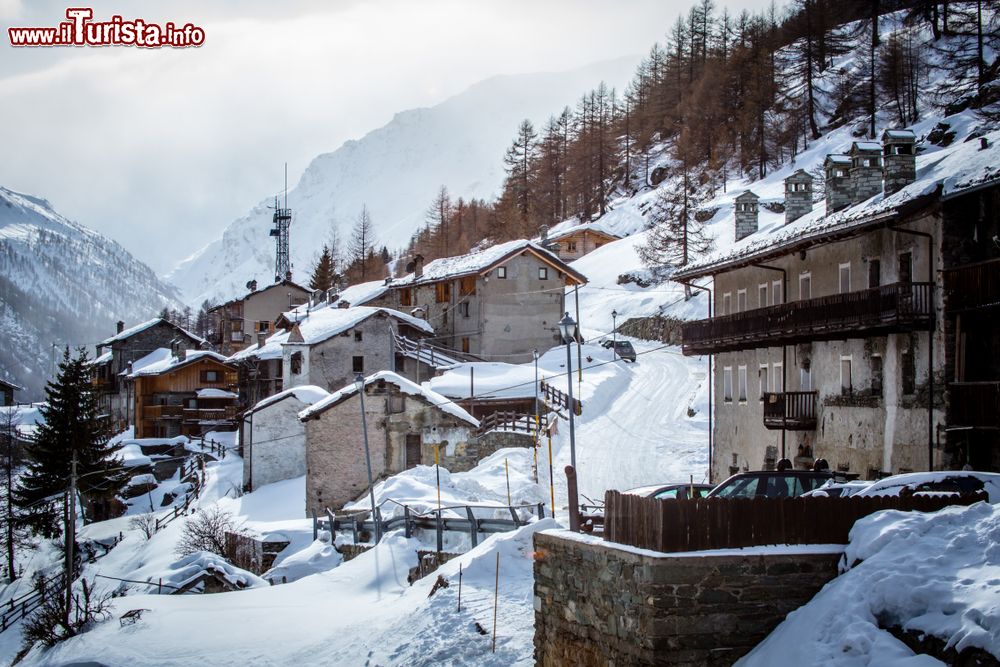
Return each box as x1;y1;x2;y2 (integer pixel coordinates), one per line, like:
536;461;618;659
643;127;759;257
15;349;123;538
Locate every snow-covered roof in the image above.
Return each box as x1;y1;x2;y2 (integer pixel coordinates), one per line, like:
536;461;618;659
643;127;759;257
89;350;113;367
545;222;619;242
209;279;312;312
99;318;206;347
393;239;587;287
0;377;23;391
675;129;1000;281
284;306;432;347
825;154;851;165
229;329;290;362
330;280;390;307
883;129;915;140
128;349;231;377
247;384;330;415
298;370;478;427
852;141;882;152
196;388;239;399
425;362;538;400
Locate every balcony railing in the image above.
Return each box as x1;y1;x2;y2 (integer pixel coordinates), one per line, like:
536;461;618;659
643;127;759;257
944;258;1000;312
143;405;184;419
762;391;818;430
143;405;238;422
682;282;934;355
949;382;1000;429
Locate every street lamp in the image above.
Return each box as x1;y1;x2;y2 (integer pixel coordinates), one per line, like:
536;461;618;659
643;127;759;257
611;309;618;360
557;313;578;472
354;372;380;543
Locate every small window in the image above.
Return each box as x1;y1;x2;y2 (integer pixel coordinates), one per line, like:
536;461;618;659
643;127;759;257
460;301;470;318
354;331;363;342
899;252;912;284
723;367;733;403
496;266;507;279
435;282;451;303
839;263;851;294
758;283;768;309
200;370;220;383
799;273;811;300
352;356;364;374
759;364;769;399
539;267;549;280
567;241;578;252
772;279;783;305
868;259;881;289
290;352;302;375
841;357;852;395
772;363;783;392
187;398;197;409
400;288;412;307
800;366;812;391
462;337;470;354
722;292;732;316
901;349;915;394
738;366;748;402
459;276;476;296
257;320;270;333
871;355;883;396
737;289;747;313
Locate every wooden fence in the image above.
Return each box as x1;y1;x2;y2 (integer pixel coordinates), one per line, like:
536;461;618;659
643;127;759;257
604;490;987;554
477;411;548;435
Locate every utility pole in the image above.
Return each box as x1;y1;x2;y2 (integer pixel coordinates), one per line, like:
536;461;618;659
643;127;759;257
64;451;77;625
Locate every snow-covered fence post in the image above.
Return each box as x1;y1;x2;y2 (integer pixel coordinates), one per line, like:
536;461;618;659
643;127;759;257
465;506;478;548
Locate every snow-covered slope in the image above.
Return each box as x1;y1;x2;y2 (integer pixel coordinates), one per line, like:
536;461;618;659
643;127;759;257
166;57;638;306
0;187;181;399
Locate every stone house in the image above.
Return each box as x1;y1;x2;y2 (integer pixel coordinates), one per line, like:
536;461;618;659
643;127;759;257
129;349;238;438
674;129;1000;480
91;318;206;428
0;378;21;407
210;279;311;355
241;384;329;492
385;240;588;364
543;224;619;262
299;371;479;514
281;306;434;395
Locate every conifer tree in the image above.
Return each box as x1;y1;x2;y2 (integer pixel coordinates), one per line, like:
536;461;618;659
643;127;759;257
15;348;123;538
309;245;336;292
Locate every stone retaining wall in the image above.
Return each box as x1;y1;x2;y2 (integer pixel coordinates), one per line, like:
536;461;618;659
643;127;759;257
533;531;842;666
617;316;685;345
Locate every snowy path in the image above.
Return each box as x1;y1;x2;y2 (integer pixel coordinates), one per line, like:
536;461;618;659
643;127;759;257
550;341;710;508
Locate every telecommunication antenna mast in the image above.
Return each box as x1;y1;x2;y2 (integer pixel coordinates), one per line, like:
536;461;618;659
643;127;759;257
269;162;292;283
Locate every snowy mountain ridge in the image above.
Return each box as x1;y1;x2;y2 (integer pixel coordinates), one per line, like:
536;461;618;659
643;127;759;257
0;186;182;399
166;57;639;307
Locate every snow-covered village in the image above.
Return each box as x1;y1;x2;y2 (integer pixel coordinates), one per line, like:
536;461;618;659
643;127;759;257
0;0;999;665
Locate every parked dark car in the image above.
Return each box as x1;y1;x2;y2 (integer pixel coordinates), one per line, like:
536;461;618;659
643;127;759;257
602;339;637;362
706;470;856;499
624;483;714;500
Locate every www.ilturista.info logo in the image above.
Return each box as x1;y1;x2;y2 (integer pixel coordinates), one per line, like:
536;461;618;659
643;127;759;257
8;8;205;48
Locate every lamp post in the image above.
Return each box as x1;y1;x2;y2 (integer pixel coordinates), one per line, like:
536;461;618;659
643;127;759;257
557;313;578;472
355;373;380;543
611;309;618;360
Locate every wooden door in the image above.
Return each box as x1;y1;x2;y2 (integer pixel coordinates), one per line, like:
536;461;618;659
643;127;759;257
405;434;421;468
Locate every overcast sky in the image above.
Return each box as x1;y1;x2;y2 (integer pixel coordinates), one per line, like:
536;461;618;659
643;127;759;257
0;0;775;273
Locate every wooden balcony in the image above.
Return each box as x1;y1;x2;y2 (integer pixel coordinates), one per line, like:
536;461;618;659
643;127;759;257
143;405;238;422
949;382;1000;429
763;391;818;430
143;404;184;420
682;282;934;355
944;258;1000;312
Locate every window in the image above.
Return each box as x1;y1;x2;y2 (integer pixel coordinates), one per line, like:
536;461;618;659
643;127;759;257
800;366;812;391
799;273;812;300
738;366;748;402
200;370;219;383
758;283;768;308
871;355;883;396
898;252;912;283
772;363;783;392
539;267;549;280
759;364;769;399
459;276;476;296
841;357;853;395
901;349;915;394
723;367;733;403
257;320;270;333
354;331;363;342
460;301;470;318
868;259;881;289
839;263;851;294
290;352;303;375
654;488;679;499
462;337;470;353
722;292;732;316
496;266;507;279
772;280;783;305
567;241;578;252
352;356;364;374
435;282;451;303
737;289;747;313
400;288;412;307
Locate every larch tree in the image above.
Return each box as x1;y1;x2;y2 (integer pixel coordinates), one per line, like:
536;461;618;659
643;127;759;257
348;205;376;282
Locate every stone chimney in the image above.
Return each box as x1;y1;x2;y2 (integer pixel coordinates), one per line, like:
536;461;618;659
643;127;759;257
849;141;883;205
413;254;424;279
824;154;852;214
116;320;125;334
881;129;916;196
734;191;760;241
257;332;266;349
784;169;814;225
177;347;187;362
